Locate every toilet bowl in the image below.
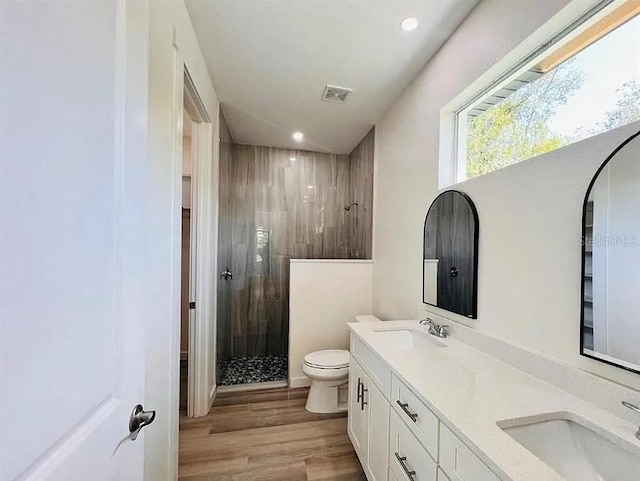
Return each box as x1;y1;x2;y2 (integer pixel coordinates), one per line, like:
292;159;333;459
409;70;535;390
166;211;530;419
302;349;350;413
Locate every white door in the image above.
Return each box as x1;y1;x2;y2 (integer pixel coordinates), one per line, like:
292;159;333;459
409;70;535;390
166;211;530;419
1;1;150;480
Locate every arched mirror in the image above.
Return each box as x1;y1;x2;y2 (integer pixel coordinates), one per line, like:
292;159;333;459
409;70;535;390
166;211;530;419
581;130;640;373
423;190;479;318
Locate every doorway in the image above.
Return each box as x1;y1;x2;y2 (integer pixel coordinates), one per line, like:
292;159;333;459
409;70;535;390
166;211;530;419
178;70;216;419
179;108;195;413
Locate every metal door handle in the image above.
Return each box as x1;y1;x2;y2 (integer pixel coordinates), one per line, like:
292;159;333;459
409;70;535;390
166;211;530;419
396;400;418;422
394;452;416;480
356;378;362;403
129;404;156;441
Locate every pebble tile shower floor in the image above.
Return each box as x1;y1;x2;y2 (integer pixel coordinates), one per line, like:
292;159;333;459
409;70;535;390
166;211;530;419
218;355;288;386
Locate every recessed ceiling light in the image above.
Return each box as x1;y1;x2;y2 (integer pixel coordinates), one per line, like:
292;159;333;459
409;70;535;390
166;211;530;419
289;156;297;161
400;17;418;32
292;131;304;142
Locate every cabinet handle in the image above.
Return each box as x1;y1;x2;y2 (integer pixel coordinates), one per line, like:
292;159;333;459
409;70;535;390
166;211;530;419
394;452;416;480
356;378;362;403
396;400;418;422
361;385;368;410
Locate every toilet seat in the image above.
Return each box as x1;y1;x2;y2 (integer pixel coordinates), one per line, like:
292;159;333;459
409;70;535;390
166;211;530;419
303;349;349;370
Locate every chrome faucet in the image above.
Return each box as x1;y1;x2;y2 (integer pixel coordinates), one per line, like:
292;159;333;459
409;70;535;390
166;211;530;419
622;401;640;440
419;318;448;338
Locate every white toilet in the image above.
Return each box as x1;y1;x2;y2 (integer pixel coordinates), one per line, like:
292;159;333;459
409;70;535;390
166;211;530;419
302;349;350;413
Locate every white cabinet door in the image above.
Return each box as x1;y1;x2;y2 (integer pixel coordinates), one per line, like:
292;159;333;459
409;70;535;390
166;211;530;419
349;357;368;460
366;380;390;481
0;2;149;480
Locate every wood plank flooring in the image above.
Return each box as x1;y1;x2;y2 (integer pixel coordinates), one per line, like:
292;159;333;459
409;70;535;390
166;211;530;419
179;387;366;481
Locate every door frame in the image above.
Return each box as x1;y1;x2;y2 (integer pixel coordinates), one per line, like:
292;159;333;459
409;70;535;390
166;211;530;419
182;70;215;418
146;13;219;481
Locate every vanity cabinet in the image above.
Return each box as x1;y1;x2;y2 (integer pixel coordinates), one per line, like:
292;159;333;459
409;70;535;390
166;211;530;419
349;334;500;481
389;410;437;481
348;354;390;481
439;424;500;481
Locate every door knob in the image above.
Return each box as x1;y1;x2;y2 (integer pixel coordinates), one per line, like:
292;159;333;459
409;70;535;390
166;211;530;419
129;404;156;441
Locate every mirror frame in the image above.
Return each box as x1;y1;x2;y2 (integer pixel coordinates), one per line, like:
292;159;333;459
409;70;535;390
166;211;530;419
579;129;640;374
422;190;480;319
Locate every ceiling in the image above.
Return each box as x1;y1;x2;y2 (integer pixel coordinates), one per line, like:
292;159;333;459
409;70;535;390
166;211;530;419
185;0;479;154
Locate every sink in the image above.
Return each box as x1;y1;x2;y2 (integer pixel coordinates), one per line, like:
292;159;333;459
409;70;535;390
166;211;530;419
371;328;446;349
501;416;640;481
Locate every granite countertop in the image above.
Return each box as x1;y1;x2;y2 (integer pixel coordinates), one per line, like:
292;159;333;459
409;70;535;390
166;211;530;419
348;319;640;481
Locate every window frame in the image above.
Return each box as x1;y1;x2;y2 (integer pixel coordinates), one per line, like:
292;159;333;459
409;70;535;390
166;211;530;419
439;0;630;188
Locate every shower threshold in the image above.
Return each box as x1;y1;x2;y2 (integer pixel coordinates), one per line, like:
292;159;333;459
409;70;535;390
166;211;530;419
217;379;288;394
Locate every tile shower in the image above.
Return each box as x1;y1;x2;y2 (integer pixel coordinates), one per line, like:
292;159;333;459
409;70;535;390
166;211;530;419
217;112;374;386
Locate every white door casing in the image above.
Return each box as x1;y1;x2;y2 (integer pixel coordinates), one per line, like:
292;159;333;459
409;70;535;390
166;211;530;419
0;1;150;480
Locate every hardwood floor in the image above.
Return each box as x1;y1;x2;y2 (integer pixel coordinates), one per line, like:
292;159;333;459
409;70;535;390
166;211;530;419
179;387;366;481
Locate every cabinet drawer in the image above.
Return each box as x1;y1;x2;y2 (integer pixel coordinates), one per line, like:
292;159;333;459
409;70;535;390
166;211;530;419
351;335;391;399
439;424;500;481
389;410;437;481
391;374;439;460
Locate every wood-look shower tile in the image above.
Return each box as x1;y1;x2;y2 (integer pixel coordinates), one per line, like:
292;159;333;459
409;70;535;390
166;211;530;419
219;141;373;359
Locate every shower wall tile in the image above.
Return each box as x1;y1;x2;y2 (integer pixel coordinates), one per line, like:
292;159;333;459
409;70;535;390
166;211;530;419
348;127;375;259
218;130;374;360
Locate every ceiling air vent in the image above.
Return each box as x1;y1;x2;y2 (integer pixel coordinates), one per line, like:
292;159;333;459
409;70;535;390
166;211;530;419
321;84;353;104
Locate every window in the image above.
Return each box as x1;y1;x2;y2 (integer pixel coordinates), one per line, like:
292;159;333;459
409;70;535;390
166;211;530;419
452;0;640;183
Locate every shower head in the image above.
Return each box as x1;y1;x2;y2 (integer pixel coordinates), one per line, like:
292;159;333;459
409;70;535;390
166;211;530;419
345;202;365;211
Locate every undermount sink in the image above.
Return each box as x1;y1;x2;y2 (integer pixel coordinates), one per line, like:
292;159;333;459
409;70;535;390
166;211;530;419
371;327;446;349
500;416;640;481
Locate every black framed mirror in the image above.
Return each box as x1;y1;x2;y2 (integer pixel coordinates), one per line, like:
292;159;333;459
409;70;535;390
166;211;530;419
423;190;479;318
581;130;640;374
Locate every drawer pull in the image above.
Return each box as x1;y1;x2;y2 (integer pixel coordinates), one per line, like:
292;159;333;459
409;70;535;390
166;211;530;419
361;385;368;410
396;400;418;422
394;452;416;480
356;378;362;403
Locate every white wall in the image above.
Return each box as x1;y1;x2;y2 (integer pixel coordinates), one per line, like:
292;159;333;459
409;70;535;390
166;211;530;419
289;260;373;387
146;1;220;480
373;0;640;390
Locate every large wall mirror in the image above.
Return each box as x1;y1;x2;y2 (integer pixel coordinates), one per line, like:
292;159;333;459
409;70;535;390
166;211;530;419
581;130;640;373
423;190;479;318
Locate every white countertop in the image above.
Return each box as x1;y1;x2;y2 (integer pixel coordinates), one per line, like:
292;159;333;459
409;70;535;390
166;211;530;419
348;320;640;481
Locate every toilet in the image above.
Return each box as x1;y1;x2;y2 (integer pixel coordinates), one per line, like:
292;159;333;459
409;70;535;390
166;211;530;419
302;349;350;413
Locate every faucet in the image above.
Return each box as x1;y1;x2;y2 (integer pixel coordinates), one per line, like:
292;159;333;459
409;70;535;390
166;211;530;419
419;318;448;338
622;401;640;440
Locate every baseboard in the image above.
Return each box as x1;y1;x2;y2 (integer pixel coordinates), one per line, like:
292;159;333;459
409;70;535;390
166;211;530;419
208;384;217;410
289;376;311;389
